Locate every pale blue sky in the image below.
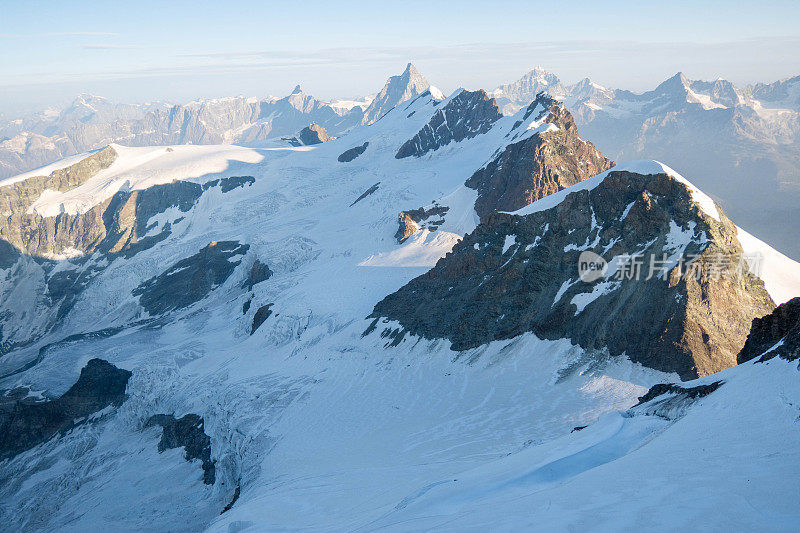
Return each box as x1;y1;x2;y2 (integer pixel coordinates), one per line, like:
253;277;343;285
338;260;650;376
2;0;800;115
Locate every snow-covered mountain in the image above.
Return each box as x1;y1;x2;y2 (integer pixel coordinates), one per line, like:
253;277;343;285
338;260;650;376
0;66;411;181
1;69;799;531
360;62;431;125
4;64;799;262
494;68;800;260
492;66;570;114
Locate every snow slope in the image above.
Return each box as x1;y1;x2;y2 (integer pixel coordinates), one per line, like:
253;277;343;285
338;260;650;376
510;159;800;304
27;144;265;216
0;82;798;532
353;355;800;531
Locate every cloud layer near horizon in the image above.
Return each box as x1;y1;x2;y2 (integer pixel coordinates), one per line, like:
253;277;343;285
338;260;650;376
2;37;799;116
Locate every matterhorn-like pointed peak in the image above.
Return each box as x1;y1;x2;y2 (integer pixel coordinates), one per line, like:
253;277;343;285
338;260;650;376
361;63;431;125
656;72;692;93
403;62;418;75
291;84;303;95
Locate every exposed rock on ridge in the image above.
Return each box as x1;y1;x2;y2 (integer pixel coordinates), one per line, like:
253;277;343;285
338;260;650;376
396;89;502;158
338;142;369;163
394;205;449;243
133;241;249;315
299;123;332;145
0;358;131;460
738;297;800;363
361;63;430;125
250;303;273;335
370;170;775;379
466;93;613;220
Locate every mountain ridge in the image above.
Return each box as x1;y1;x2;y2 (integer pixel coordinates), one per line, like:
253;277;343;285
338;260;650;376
0;65;798;531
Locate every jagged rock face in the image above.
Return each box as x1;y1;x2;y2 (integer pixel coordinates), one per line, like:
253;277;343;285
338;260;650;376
133;241;249;315
361;63;430;125
0;146;117;258
394;205;449;243
396;90;502;158
630;380;723;421
0;358;131;460
738;297;800;363
466;94;614;221
0;147;254;263
750;75;800;107
145;414;215;485
371;171;775;379
299;123;332;145
203;175;255;193
99;181;206;258
635;381;723;407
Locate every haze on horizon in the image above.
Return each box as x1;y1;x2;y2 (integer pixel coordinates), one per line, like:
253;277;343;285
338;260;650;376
2;0;800;115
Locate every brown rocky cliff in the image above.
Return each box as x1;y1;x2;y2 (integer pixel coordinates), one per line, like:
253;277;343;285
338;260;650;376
0;148;225;262
466;95;613;221
394;205;449;243
371;171;774;380
299;123;332;145
738;297;800;363
0;146;117;258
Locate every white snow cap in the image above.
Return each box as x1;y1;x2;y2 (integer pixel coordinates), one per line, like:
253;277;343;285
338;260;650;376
27;143;264;217
508;160;720;221
428;86;446;100
508;159;800;304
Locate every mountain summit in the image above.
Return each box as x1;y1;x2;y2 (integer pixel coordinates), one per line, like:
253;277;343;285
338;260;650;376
1;65;799;532
361;63;430;125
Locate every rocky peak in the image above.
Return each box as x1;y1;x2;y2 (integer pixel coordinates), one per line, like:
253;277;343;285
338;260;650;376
496;67;562;96
291;84;303;94
395;89;502;158
466;94;613;220
370;167;774;379
657;72;692;93
286;88;318;113
297;123;332;145
361;63;431;125
690;78;742;107
492;67;568;114
394;204;450;243
738;297;800;363
570;78;614;101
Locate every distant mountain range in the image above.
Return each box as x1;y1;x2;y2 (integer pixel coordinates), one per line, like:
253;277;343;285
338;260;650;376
1;61;799;531
493;68;800;260
1;64;798;259
0;63;429;181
